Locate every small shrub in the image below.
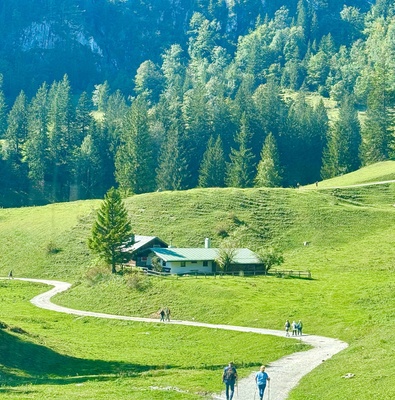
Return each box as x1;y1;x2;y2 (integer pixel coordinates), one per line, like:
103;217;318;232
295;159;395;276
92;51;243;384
126;272;152;291
85;265;111;286
0;321;9;329
151;256;162;272
216;224;229;238
9;326;28;334
229;213;243;225
46;241;61;254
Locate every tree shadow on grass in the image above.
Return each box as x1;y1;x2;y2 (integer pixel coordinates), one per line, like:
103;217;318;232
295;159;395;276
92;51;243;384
0;328;173;388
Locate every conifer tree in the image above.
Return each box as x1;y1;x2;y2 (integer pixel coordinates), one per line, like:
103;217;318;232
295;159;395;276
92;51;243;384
2;91;28;163
321;95;361;179
280;94;327;185
156;123;189;191
75;91;92;143
182;83;211;187
88;187;133;274
92;81;110;112
361;76;392;165
115;96;156;194
47;75;74;200
24;83;49;191
83;119;113;198
255;133;282;187
2;91;28;191
226;114;255;188
198;135;225;187
0;74;7;138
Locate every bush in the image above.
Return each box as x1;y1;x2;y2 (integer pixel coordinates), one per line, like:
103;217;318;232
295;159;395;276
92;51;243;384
46;241;61;254
151;256;162;272
85;265;111;286
125;272;152;291
257;247;284;273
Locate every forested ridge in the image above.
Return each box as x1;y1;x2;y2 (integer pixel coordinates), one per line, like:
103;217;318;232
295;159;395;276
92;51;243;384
0;0;394;206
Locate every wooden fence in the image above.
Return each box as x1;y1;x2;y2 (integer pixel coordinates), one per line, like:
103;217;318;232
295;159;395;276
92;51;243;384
142;268;312;279
271;269;312;279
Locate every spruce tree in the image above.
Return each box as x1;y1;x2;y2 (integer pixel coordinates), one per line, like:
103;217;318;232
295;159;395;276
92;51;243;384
226;114;255;188
361;78;392;165
25;83;49;192
198;135;225;187
321;95;361;178
2;91;28;192
115;96;156;194
88;187;133;274
156;123;189;191
0;74;7;138
47;75;74;200
254;133;282;187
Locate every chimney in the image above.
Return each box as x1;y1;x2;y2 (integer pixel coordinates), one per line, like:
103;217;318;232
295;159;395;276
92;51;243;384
204;238;211;248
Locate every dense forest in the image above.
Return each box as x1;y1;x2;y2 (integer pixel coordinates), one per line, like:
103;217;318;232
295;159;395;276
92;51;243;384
0;0;394;206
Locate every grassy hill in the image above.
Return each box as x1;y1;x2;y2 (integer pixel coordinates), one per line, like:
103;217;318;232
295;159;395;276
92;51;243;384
305;160;395;188
1;162;395;399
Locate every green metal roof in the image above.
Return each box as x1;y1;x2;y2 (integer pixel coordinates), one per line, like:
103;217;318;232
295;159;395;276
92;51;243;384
150;248;261;264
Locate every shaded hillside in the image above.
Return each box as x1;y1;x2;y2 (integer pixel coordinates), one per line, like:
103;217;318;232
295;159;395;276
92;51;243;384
0;0;370;99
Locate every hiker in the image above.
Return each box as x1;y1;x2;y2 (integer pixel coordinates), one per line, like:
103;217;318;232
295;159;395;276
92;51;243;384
159;309;165;322
165;307;171;321
291;320;298;336
284;319;291;336
255;365;270;400
297;320;303;335
222;361;238;400
8;270;13;279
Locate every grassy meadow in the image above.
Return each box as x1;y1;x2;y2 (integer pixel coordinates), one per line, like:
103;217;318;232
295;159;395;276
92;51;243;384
2;161;395;398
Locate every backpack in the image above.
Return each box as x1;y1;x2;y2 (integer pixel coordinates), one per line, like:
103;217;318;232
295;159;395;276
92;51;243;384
224;367;236;381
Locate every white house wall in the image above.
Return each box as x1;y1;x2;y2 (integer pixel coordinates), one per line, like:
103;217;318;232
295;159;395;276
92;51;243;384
167;261;213;274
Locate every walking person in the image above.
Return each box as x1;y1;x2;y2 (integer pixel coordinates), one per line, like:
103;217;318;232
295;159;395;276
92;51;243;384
284;319;290;337
159;308;165;322
8;270;13;279
291;320;298;336
165;307;171;321
222;361;238;400
255;365;270;400
297;320;303;335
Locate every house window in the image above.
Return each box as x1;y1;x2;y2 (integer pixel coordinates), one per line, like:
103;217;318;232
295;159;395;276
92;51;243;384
141;257;147;261
162;261;166;266
191;260;197;263
181;261;186;267
203;261;208;267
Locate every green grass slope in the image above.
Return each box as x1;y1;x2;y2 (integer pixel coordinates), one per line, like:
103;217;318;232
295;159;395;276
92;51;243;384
305;160;395;188
1;162;395;398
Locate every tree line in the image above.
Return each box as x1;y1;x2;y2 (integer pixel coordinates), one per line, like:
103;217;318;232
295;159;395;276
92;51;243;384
1;1;395;206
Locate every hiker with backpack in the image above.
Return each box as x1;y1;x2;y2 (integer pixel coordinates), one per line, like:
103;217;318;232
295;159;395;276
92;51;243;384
284;319;290;336
255;365;270;400
222;361;238;400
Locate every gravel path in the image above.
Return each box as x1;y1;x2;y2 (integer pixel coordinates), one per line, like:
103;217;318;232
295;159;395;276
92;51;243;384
13;278;348;400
